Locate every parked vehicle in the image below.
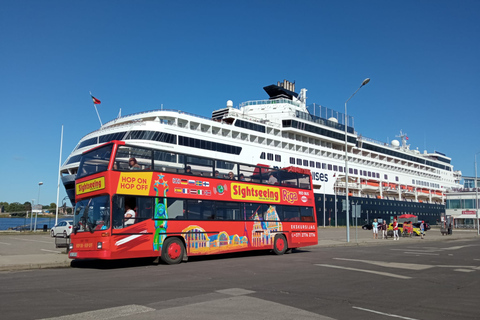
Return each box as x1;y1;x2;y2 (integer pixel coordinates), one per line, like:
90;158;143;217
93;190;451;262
413;222;430;231
387;223;421;237
50;220;73;237
362;223;373;230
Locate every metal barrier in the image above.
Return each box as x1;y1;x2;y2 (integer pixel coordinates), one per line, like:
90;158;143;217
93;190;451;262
55;236;70;249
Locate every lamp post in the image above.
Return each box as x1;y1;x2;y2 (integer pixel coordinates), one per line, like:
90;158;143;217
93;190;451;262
475;153;479;235
344;78;370;242
30;199;34;231
34;182;43;232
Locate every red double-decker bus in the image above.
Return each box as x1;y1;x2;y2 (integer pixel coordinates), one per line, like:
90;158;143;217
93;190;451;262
68;141;317;264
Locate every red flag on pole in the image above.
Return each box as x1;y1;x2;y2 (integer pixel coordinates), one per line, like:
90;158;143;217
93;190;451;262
91;95;101;105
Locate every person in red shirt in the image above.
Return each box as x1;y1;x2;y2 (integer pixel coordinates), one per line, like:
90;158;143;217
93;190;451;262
393;218;399;240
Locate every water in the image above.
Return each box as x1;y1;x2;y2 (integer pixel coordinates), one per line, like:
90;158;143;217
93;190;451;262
0;217;72;231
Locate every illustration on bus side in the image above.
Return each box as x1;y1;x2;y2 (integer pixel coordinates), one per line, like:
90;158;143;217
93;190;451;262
150;173;284;254
153;173;168;251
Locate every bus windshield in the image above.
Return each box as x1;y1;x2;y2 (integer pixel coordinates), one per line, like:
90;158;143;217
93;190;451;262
73;195;110;233
76;144;113;179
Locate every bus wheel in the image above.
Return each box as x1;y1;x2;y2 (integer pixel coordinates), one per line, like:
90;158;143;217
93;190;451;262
273;235;287;255
161;238;185;265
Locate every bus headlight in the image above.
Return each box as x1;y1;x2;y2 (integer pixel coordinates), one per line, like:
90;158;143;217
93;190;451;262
69;243;73;250
97;242;102;249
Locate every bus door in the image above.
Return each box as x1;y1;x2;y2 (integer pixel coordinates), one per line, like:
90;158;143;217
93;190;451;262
111;195;155;258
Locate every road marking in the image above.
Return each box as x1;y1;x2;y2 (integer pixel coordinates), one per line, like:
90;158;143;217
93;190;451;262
7;237;52;244
441;245;477;250
334;258;480;271
454;269;475;272
41;249;62;254
0;242;12;245
315;264;411;279
403;252;439;256
353;306;419;319
39;304;155;320
334;258;433;270
436;265;480;270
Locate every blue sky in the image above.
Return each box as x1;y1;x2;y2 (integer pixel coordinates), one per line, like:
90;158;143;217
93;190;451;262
1;0;479;206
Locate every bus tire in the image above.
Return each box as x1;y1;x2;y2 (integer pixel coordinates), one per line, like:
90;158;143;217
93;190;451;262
161;237;185;265
273;235;287;255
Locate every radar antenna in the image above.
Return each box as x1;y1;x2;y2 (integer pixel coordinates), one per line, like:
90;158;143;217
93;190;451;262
396;130;410;150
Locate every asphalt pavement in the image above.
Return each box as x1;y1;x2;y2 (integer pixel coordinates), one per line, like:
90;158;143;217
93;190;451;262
0;226;477;271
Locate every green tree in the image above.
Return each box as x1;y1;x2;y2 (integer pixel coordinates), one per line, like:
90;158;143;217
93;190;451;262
49;203;57;210
8;202;24;212
24;201;32;212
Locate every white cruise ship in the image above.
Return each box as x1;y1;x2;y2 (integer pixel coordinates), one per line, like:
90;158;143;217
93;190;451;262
61;80;462;225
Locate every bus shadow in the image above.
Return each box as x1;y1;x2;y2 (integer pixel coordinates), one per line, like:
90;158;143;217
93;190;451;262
185;248;311;263
70;257;156;269
70;248;311;269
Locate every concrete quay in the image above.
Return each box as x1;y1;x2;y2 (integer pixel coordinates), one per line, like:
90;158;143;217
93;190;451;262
0;227;477;271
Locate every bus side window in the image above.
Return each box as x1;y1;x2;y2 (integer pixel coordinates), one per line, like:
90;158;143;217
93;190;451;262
166;199;185;219
112;195;125;228
283;206;300;221
137;197;154;222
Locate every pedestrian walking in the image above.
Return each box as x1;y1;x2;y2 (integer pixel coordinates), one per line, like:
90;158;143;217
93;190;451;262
372;219;378;239
381;220;387;239
393;218;399;240
420;221;425;239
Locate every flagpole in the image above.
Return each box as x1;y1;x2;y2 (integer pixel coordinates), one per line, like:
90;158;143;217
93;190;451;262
55;125;63;225
90;91;103;126
94;105;102;126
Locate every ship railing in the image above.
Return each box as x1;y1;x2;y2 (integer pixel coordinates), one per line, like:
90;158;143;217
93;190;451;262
239;98;302;109
358;136;391;147
220;109;282;128
102;109;212;127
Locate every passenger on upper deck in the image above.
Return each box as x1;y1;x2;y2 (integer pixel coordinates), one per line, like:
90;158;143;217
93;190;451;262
239;173;246;181
227;172;235;180
185;166;193;174
129;157;141;170
268;172;278;185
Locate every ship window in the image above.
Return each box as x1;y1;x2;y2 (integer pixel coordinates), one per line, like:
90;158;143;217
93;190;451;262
354;169;358;174
275;155;281;162
322;163;326;169
178;136;241;155
328;164;332;170
396;176;399;181
297;158;302;165
376;173;380;178
339;166;343;173
260;152;266;159
368;172;372;177
303;160;308;166
99;132;127;144
316;162;321;169
77;137;98;150
310;161;314;168
333;165;337;171
267;153;273;161
290;157;295;165
65;154;82;165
